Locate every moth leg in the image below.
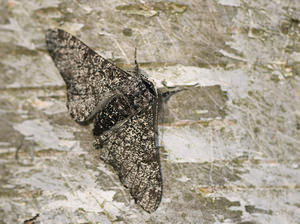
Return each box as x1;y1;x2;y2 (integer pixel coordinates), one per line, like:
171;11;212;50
15;136;35;161
158;82;198;104
15;137;24;160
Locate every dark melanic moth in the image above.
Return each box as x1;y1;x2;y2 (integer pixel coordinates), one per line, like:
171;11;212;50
45;29;162;213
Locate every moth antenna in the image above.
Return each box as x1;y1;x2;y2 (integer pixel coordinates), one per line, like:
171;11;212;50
134;47;139;75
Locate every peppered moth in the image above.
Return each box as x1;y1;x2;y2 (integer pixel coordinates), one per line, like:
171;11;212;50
45;29;162;213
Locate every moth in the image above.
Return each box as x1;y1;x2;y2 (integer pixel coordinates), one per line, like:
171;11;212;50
45;29;162;213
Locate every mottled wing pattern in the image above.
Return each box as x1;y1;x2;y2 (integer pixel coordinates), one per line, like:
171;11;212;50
94;103;162;213
45;29;137;122
92;77;157;138
46;29;162;213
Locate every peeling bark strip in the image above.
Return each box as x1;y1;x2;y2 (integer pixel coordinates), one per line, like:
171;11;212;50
45;29;162;213
23;214;39;224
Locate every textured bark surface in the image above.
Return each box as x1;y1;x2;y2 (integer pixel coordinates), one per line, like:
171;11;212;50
0;0;300;223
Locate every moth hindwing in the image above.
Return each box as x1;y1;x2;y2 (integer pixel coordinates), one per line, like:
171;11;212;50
45;29;162;213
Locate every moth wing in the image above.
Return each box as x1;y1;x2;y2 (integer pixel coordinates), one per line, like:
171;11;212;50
94;104;162;213
45;29;135;122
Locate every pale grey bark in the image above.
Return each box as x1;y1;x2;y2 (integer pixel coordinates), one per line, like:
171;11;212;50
0;0;299;223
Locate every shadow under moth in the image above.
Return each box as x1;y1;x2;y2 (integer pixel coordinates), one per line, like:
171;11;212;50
45;29;162;213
